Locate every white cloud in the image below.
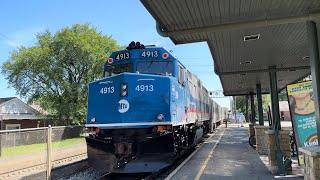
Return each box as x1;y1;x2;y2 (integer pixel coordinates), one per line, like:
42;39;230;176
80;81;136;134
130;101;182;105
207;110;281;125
4;26;45;47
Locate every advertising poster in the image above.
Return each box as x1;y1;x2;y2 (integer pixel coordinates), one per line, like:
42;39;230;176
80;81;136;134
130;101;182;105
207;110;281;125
287;81;318;159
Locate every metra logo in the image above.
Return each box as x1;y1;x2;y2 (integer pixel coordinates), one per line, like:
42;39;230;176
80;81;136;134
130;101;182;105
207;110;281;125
304;134;318;147
118;99;129;113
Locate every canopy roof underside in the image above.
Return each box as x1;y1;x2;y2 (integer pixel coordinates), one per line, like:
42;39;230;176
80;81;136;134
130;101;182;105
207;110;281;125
141;0;320;95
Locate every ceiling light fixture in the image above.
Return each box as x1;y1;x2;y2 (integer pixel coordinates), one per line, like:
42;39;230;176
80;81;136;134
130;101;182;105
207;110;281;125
244;34;260;41
303;56;310;60
240;61;252;65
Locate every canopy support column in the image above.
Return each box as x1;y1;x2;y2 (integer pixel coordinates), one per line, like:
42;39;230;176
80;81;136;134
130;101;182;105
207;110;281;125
269;69;281;130
250;92;256;124
256;84;264;126
245;95;249;122
307;21;320;141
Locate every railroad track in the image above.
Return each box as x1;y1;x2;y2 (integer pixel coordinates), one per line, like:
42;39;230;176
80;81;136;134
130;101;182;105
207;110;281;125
97;129;218;180
0;153;88;180
59;127;221;180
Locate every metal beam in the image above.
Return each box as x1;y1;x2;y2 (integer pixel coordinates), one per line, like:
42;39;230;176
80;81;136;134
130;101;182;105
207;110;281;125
218;66;310;76
250;92;256;124
256;84;264;126
222;71;311;96
224;91;270;96
269;70;281;130
156;13;320;37
307;21;320;141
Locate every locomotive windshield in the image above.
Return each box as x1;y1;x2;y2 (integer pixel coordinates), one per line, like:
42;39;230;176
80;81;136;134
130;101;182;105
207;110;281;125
105;63;133;77
137;61;173;76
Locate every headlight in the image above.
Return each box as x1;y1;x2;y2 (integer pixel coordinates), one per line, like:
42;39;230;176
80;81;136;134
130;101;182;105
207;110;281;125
120;83;128;97
91;117;96;123
156;114;164;121
121;84;127;90
121;91;127;96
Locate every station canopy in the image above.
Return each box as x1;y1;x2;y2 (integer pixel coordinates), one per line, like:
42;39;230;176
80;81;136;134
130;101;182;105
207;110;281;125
141;0;320;95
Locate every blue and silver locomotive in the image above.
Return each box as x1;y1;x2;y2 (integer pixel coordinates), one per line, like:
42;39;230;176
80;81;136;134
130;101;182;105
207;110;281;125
85;42;225;173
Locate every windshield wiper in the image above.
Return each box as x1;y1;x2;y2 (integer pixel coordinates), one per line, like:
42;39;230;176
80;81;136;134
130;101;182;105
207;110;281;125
165;61;170;68
146;60;155;70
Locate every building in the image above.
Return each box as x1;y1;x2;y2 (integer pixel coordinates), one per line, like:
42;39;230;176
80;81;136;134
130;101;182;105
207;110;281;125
279;101;291;121
268;101;291;121
0;97;46;130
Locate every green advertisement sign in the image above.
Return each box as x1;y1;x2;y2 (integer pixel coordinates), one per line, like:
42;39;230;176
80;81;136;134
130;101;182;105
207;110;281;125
287;81;318;148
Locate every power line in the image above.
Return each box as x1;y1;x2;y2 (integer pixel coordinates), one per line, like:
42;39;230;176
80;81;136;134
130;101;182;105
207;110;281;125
0;32;13;41
0;32;21;46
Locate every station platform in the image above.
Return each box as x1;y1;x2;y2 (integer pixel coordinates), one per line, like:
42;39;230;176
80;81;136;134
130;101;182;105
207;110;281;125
166;123;304;180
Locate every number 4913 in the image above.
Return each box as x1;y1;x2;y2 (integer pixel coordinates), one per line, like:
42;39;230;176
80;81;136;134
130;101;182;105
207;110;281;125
135;85;154;91
100;87;114;94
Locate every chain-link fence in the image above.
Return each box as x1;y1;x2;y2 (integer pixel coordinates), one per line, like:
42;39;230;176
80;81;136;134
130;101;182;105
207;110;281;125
51;126;87;170
0;125;86;180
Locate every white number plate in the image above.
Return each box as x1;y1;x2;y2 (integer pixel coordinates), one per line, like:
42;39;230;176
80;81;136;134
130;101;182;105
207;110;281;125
135;85;154;91
141;51;159;58
115;52;130;60
100;86;115;94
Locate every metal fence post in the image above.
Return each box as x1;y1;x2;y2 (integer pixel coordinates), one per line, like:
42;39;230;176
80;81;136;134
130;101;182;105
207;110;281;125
47;125;52;180
0;133;1;157
13;133;16;146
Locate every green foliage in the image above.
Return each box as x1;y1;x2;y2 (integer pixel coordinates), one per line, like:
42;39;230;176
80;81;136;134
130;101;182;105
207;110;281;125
232;90;288;121
262;94;271;110
278;89;288;101
234;96;246;113
233;94;271;120
1;24;121;125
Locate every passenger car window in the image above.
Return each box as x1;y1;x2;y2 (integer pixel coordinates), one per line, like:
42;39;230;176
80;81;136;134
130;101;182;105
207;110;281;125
178;65;185;85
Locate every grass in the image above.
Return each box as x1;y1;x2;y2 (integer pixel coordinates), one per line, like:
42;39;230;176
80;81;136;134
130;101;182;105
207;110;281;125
1;138;86;157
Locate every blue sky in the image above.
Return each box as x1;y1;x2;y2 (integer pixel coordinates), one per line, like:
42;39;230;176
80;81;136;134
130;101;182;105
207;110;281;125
0;0;230;109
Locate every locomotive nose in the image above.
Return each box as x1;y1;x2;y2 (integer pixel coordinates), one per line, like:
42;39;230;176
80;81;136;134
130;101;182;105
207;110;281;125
87;73;171;126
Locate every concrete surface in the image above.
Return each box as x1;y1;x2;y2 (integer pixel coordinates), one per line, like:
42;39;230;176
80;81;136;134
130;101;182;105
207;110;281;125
169;123;303;180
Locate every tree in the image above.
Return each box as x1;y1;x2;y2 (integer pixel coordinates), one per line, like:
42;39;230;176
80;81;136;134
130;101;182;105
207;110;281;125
278;89;288;101
2;24;122;125
234;96;246;113
262;94;271;110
